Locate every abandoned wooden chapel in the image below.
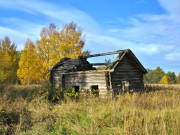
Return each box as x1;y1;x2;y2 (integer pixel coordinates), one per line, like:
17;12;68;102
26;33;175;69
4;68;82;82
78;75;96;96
50;49;147;96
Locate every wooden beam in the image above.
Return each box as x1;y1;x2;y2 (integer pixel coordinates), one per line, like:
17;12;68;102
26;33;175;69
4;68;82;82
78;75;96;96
79;50;124;59
91;63;109;66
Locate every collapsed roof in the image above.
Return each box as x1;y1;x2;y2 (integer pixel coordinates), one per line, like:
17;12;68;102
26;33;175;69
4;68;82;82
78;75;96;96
51;49;147;74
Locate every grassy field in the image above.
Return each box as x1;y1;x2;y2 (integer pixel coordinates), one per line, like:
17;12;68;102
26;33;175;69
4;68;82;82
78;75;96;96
0;84;180;135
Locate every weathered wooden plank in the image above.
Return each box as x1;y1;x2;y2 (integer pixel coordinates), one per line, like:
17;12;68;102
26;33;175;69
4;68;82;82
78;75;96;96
65;81;107;84
112;72;141;75
65;83;107;89
63;70;110;74
65;81;106;84
115;64;137;68
116;69;141;72
112;74;141;78
63;74;107;78
111;75;141;79
114;65;138;68
80;50;123;59
91;63;109;66
65;75;106;78
65;79;106;83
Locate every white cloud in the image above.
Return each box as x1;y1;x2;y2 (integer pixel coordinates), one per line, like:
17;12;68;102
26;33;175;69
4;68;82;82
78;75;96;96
0;18;45;50
0;0;101;50
0;0;100;33
0;26;28;49
158;0;180;15
0;26;27;38
165;52;180;61
158;0;180;24
106;11;180;58
138;44;158;55
0;0;180;75
137;44;174;55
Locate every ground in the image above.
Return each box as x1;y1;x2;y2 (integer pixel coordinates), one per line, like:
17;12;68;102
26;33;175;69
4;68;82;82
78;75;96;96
0;84;180;134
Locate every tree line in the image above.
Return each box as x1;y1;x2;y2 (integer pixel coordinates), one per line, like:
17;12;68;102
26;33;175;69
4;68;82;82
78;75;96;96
0;22;180;85
144;67;180;84
0;22;89;85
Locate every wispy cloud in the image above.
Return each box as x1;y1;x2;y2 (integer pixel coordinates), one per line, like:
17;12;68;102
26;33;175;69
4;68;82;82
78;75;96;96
0;0;100;32
0;0;180;73
158;0;180;17
0;26;28;49
0;17;45;50
0;0;101;50
165;52;180;61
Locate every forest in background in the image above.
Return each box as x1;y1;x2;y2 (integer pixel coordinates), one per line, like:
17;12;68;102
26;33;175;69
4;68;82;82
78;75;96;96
0;22;180;85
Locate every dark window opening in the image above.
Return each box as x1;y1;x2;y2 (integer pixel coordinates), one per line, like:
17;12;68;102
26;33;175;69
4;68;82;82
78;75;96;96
91;85;98;90
72;86;80;93
91;85;99;96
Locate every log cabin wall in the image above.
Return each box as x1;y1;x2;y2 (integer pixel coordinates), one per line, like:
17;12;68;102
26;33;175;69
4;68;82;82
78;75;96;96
51;70;64;87
51;70;110;94
64;70;109;95
111;53;144;91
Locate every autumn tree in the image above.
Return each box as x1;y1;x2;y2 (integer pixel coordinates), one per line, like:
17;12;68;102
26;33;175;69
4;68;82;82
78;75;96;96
36;22;86;81
0;36;18;84
160;75;170;84
166;71;176;84
176;73;180;84
144;67;165;84
17;39;42;84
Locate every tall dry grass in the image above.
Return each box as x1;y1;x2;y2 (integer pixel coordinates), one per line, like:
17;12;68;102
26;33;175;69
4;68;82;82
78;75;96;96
0;85;180;135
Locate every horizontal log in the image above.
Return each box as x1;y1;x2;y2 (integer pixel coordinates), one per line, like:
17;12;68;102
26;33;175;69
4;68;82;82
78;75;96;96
111;77;141;80
65;72;106;76
65;74;106;78
64;75;106;78
113;70;141;73
112;72;141;75
80;50;124;59
91;63;109;66
116;64;136;68
115;65;137;69
65;79;106;83
111;74;140;78
111;76;141;79
65;81;106;85
65;81;107;85
65;84;107;89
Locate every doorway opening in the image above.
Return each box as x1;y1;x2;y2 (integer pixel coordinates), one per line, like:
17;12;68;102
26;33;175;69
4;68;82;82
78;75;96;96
72;86;80;93
91;85;99;96
122;81;130;91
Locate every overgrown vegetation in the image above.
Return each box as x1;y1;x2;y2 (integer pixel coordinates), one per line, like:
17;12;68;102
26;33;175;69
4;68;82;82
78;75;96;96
0;85;179;134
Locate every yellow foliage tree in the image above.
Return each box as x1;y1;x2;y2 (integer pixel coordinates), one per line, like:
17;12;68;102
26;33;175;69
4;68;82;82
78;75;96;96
17;39;42;84
36;22;85;81
160;75;170;84
0;36;18;84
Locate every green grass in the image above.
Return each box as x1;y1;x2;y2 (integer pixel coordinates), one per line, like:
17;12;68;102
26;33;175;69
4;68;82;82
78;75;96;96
0;85;180;135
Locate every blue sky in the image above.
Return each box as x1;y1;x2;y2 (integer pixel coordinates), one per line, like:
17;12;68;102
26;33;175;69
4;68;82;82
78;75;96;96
0;0;180;74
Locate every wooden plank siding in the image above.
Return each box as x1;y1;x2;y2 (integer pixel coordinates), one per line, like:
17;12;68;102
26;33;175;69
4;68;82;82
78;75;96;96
64;71;108;90
52;70;110;94
111;54;144;90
